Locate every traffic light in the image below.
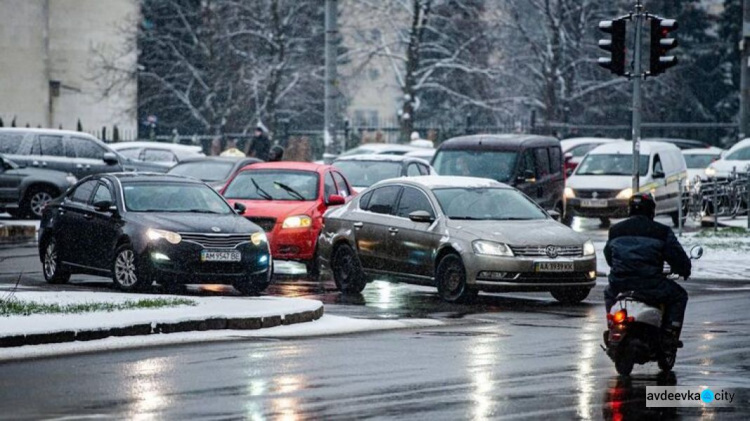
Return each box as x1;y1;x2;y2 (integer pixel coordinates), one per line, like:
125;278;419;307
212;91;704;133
598;18;627;76
649;17;678;76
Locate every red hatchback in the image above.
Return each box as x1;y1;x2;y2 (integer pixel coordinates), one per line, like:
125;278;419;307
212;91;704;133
221;162;354;277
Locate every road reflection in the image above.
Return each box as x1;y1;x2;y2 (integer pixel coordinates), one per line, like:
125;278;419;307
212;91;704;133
602;373;678;421
125;357;172;420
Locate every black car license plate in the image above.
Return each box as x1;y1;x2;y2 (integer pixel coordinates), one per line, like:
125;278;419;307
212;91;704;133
201;250;241;262
535;261;574;272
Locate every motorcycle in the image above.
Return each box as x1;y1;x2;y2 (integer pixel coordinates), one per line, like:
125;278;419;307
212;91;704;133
602;245;704;376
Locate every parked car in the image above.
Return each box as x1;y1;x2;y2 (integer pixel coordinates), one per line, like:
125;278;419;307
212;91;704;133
38;173;271;295
221;162;354;277
0;154;77;218
317;176;596;304
167;156;262;190
332;154;433;193
110;141;204;167
404;148;436;162
0;128;168;177
431;134;565;213
643;137;711;150
682;147;724;182
564;141;687;227
560;137;622;176
705;138;750;179
340;143;425;157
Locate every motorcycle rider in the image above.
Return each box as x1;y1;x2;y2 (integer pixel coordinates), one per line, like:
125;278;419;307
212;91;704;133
603;193;691;346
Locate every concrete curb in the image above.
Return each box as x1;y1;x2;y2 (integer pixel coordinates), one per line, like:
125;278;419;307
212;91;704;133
0;305;324;348
0;225;36;245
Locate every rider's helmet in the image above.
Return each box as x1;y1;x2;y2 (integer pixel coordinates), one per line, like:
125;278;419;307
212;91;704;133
628;192;656;219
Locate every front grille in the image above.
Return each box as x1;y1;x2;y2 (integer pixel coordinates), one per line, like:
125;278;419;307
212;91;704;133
247;217;276;232
575;189;619;199
515;272;589;283
510;245;583;257
179;233;250;248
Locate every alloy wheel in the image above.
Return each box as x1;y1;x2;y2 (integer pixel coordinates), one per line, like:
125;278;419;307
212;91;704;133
115;250;138;287
44;242;57;279
30;191;53;217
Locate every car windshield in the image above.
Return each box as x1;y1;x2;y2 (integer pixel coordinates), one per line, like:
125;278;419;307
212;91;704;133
433;187;547;220
333;160;401;187
168;161;235;182
223;170;319;201
684;154;719;169
340;146;378;157
432;150;517;182
122;182;233;213
575;154;650;176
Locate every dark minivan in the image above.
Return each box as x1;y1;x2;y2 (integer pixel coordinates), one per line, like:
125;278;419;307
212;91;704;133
431;135;564;213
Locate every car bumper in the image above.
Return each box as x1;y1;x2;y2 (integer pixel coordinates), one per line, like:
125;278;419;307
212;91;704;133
267;227;319;261
463;253;597;292
566;198;629;219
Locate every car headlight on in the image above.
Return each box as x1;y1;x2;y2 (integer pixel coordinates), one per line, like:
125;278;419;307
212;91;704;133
251;232;267;245
146;228;182;244
564;187;575;199
282;215;312;229
472;240;514;257
615;188;633;200
583;240;595;256
705;166;716;177
65;175;77;185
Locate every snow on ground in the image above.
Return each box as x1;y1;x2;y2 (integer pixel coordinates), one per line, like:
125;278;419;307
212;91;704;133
0;291;322;337
0;315;443;362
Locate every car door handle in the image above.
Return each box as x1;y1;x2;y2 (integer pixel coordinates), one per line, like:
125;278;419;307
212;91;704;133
353;222;364;229
58;209;66;215
388;227;399;234
83;213;93;220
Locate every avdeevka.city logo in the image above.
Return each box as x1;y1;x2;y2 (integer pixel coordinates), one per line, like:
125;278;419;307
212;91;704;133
646;386;734;407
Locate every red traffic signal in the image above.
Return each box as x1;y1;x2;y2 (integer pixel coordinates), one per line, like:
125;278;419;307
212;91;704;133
598;19;627;76
649;17;678;76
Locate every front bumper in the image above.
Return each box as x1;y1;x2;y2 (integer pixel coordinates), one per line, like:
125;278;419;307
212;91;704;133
566;198;629;219
464;253;597;292
267;227;319;261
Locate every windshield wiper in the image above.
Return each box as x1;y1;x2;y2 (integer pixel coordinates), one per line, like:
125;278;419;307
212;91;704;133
449;216;487;220
184;209;223;214
251;178;273;200
273;181;305;200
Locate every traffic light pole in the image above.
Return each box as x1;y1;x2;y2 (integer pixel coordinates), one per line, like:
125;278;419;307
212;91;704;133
631;1;644;193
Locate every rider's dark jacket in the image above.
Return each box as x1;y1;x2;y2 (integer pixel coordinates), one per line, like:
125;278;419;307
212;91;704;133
604;215;691;283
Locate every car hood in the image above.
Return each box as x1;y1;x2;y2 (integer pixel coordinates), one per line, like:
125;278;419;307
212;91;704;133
710;159;750;174
566;175;631;191
446;218;586;246
227;199;318;219
127;212;259;234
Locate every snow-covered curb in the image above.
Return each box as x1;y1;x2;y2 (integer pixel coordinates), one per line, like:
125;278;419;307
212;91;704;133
0;315;444;362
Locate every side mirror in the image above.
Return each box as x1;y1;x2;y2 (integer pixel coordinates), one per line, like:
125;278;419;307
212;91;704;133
517;169;536;184
102;152;119;165
690;245;703;260
408;210;435;223
93;200;115;213
326;194;346;206
233;202;246;215
547;209;561;221
653;170;665;179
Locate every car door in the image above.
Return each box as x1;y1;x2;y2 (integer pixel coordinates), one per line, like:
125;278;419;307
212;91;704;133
531;147;554;208
546;146;565;209
30;134;75;174
387;186;441;280
66;136;120;177
0;157;23;204
57;179;98;267
352;185;401;271
331;171;353;199
515;149;538;201
87;180;119;269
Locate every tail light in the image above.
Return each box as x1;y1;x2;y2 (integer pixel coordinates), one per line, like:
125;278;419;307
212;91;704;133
608;309;628;324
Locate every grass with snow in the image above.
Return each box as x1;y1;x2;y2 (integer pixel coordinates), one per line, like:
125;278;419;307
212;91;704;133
0;297;197;317
694;227;748;238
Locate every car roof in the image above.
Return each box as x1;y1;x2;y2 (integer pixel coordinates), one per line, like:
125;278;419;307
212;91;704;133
643;137;709;149
682;147;724;155
589;141;680;155
560;137;623;150
0;127;98;139
333;154;425;163
239;161;331;172
371;175;506;190
353;143;421;151
106;172;206;184
173;156;259;164
109;141;203;153
726;138;750;152
438;134;559;150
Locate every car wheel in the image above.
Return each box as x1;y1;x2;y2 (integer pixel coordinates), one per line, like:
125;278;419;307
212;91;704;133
42;238;70;284
436;254;477;304
331;244;367;294
22;186;57;219
550;287;591;304
112;244;150;292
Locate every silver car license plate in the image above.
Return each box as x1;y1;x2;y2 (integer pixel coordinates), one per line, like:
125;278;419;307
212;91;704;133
201;250;241;262
581;199;608;208
535;261;574;272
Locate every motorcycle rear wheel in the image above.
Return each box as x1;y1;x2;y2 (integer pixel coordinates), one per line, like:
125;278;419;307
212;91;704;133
657;350;676;372
615;352;634;376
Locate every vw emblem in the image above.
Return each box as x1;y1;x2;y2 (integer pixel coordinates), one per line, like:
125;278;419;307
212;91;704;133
211;226;221;233
592;191;599;199
545;245;559;259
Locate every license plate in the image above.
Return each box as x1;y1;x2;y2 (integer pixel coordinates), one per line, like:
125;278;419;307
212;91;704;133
535;261;574;272
200;250;241;262
581;199;608;208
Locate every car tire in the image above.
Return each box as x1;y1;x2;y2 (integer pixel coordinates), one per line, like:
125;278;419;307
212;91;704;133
42;238;70;284
436;254;477;304
331;244;367;294
550;287;591;304
21;185;57;219
112;244;151;292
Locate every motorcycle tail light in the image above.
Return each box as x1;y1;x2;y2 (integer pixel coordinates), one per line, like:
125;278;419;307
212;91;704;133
612;309;627;324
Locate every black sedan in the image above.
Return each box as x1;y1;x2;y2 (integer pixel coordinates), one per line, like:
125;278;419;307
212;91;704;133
38;173;271;295
1;154;77;218
167;156;262;191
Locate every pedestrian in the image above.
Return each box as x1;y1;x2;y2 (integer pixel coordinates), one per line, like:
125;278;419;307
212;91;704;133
268;145;285;162
245;125;271;161
220;139;245;157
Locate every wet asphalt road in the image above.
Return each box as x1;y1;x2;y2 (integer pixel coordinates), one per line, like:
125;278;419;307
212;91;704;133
1;216;748;419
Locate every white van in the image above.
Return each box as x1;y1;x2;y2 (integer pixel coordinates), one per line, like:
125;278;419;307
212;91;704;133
564;141;687;227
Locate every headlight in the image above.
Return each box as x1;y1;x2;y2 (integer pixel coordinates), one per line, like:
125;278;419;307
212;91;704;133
251;232;267;245
615;188;633;200
583;240;595;256
564;187;575;199
146;228;182;244
472;240;514;257
705;166;716;177
65;175;77;185
282;215;312;229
